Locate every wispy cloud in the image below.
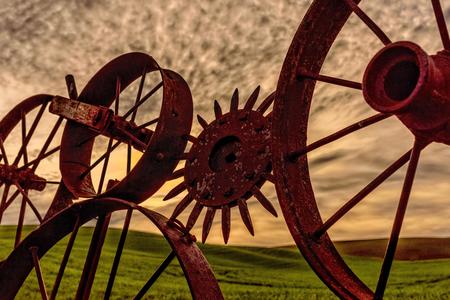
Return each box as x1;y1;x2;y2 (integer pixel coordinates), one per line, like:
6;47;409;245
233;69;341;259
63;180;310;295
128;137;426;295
0;0;448;246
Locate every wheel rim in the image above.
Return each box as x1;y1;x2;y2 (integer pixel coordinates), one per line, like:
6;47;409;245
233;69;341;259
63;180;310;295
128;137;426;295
0;94;64;249
0;197;223;299
57;52;193;203
274;0;450;298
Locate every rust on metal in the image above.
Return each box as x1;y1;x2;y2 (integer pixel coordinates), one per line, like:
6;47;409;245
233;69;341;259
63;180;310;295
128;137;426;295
29;246;49;300
363;41;450;144
50;96;153;151
0;94;61;248
272;0;449;299
165;87;277;243
1;1;448;298
0;164;47;191
53;53;193;203
50;96;112;132
0;198;224;300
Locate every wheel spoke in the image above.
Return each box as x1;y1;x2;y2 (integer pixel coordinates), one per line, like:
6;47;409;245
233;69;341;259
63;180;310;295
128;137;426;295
79;141;121;180
123;81;163;119
342;0;392;45
431;0;450;51
297;70;362;90
30;117;64;172
136;117;159;130
127;144;132;174
97;138;114;194
104;209;133;299
116;127;147;150
314;148;412;238
0;138;9;165
134;251;176;299
76;213;111;299
0;184;11;223
31;180;60;185
30;247;49;300
125;69;148;175
0;189;20;216
114;77;121;115
13;103;48;166
15;191;27;247
20;146;61;170
289;113;391;161
374;139;427;299
50;216;80;300
21;112;28;164
15;183;43;223
131;68;147;122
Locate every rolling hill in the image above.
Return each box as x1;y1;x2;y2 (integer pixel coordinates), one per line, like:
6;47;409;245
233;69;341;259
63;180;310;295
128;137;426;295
0;226;449;299
334;238;450;260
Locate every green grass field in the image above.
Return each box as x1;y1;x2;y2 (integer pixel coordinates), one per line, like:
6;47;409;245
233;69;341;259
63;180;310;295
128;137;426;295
0;226;449;299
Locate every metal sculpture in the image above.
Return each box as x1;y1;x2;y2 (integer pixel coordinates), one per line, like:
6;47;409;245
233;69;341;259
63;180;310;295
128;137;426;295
0;1;448;299
164;87;278;243
0;53;212;300
272;0;450;299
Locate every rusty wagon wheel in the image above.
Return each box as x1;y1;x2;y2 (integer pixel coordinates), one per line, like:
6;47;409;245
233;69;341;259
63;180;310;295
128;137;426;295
165;87;279;244
49;52;193;213
0;198;223;300
0;94;65;248
273;0;450;299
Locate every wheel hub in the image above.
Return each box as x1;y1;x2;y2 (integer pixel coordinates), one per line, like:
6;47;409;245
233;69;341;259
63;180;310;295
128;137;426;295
363;41;450;144
0;164;46;191
185;110;271;207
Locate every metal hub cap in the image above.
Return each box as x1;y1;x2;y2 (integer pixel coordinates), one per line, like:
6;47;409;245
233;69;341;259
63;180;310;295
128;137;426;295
165;87;278;244
363;41;450;144
185;109;271;207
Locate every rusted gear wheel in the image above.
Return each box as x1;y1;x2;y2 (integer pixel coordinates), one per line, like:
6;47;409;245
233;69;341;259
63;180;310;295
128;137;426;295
273;0;450;299
0;94;64;248
48;52;193;216
165;87;278;243
0;198;223;299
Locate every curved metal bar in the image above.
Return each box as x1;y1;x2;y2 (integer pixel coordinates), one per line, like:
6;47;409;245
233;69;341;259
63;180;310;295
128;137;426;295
0;95;53;141
272;0;374;299
56;52;193;203
0;94;56;223
0;198;223;300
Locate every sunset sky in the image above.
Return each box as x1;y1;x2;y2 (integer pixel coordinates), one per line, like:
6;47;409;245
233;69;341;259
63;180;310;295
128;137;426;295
0;0;449;246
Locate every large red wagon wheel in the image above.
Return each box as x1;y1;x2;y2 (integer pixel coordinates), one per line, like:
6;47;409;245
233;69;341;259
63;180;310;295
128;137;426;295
0;198;223;300
273;0;450;299
0;94;64;248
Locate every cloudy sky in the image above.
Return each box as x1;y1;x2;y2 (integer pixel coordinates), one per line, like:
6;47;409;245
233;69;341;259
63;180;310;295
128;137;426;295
0;0;449;246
